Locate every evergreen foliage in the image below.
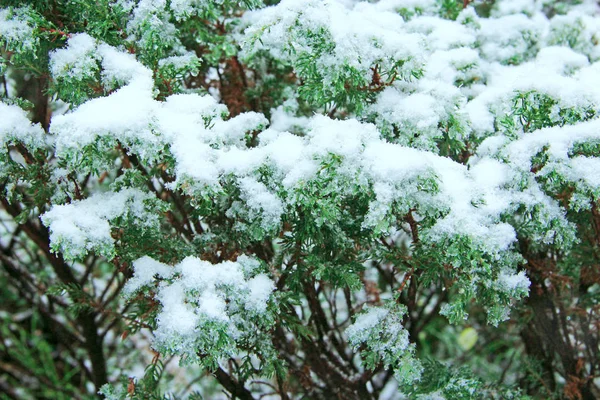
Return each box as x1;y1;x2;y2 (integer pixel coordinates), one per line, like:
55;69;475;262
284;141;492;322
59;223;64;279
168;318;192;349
1;0;600;398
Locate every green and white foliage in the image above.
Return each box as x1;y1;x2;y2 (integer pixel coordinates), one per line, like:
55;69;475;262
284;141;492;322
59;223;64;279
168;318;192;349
2;0;600;398
0;6;38;54
0;102;47;168
347;302;422;384
41;189;164;260
123;254;277;370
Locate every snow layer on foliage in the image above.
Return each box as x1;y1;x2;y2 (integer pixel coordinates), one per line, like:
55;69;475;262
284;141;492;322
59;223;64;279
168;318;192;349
405;16;475;51
217;113;518;255
51;80;158;158
98;43;152;87
237;177;284;230
242;0;423;81
41;189;159;260
124;254;274;355
347;305;421;383
424;47;481;84
466;48;600;136
49;40;521;255
568;157;600;189
169;0;203;18
469;117;600;245
50;40;267;183
546;11;600;61
245;274;275;313
169;0;218;20
49;32;155;99
242;0;600;163
346;307;394;345
125;0;182;54
123;256;173;296
478;13;545;64
490;0;542;16
128;0;167;28
268;104;311;132
0;7;37;50
0;102;46;151
367;82;467;151
49;35;157;158
374;0;438;14
40;0;600;337
492;0;599;16
50;33;99;80
362;141;516;253
497;269;531;292
372;89;440;132
480;118;600;171
157;52;198;69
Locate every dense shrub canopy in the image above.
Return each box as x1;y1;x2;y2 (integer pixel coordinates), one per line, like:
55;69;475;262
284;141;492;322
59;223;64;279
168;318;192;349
1;0;600;399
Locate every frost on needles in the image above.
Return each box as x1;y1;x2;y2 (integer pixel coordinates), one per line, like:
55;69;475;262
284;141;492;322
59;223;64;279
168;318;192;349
2;0;600;399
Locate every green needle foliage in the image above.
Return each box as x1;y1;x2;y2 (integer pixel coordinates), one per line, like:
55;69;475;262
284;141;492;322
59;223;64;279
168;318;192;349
1;0;600;399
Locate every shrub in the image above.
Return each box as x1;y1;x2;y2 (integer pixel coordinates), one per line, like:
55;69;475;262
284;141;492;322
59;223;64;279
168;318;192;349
1;0;600;399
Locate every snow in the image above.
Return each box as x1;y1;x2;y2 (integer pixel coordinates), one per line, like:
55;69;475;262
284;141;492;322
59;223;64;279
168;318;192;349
242;0;423;84
346;306;390;344
0;102;46;150
546;11;600;61
568;156;600;189
32;2;600;328
156;281;199;337
245;274;275;313
374;89;439;129
478;13;544;64
6;0;600;386
237;177;284;230
424;48;481;85
497;269;531;292
346;304;420;383
126;0;181;54
362;141;437;184
535;46;589;75
169;0;214;20
51;77;158;156
48;34;527;256
465;54;600;137
503;118;600;171
128;0;168;30
490;0;541;17
372;0;438;15
0;7;37;51
157;52;200;70
50;33;99;80
98;43;153;88
50;40;158;160
360;139;518;254
405;16;475;51
41;189;159;260
268;104;311;133
416;391;446;400
123;256;173;296
127;255;275;354
211;112;268;146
